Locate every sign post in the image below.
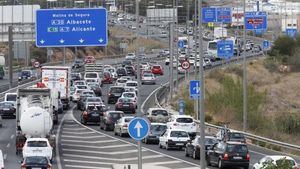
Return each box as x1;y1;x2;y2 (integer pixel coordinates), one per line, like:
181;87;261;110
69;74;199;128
36;8;108;47
128;117;150;141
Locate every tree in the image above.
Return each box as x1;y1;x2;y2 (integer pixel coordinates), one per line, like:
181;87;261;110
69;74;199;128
272;36;296;56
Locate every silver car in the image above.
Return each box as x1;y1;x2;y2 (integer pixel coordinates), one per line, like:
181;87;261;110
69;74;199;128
114;116;134;137
141;73;156;85
147;108;170;123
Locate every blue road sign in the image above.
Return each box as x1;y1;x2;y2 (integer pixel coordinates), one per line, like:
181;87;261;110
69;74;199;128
178;40;185;49
36;8;108;47
263;40;269;49
217;40;234;58
216;7;232;23
190;80;200;99
245;11;267;30
202;7;217;23
128;117;150;141
286;29;297;38
178;99;185;115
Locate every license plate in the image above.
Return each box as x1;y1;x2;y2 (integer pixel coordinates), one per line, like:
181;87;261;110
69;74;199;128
32;168;41;169
3;108;9;111
92;114;99;117
233;156;242;160
176;143;184;146
123;104;129;107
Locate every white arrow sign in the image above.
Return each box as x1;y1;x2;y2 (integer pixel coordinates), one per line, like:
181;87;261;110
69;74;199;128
99;38;104;43
134;121;143;137
40;39;45;44
59;39;65;44
79;38;84;43
193;82;200;94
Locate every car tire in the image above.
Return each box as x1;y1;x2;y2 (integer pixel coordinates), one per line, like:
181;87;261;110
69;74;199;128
100;125;103;130
218;159;223;169
206;157;211;166
159;142;162;149
185;148;189;157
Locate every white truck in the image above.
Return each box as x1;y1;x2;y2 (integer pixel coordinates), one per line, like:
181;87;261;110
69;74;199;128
15;88;55;155
41;66;71;110
214;27;228;39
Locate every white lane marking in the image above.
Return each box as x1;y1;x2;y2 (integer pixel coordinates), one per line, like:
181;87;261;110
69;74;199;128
62;127;87;131
63;124;79;127
71;113;200;167
61;139;117;144
65;164;111;169
62;131;96;135
63;153;163;161
10;134;14;139
140;81;163;114
61;143;131;149
61;135;105;139
62;148;147;155
3;154;7;160
249;150;267;156
64;159;114;165
144;160;182;165
56;105;76;169
6;143;10;148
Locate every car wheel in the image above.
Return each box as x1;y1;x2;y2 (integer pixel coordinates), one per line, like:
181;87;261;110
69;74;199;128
218;159;223;169
159;142;162;149
206;157;211;166
185;148;189;157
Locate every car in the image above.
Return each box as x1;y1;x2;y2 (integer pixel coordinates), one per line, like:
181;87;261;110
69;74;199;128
101;71;113;84
83;97;102;110
22;138;53;162
72;59;84;69
124;66;136;76
225;132;246;143
143;123;167;144
146;108;170;123
185;135;218;159
77;93;94;110
84;56;96;63
0;149;3;168
121;92;137;103
159;129;190;150
165;56;171;65
80;105;102;125
167;115;197;137
73;80;86;86
253;155;299;169
124;87;137;95
84;72;101;86
141;62;150;70
120;76;133;81
158;49;170;57
81;90;95;97
125;53;136;60
104;67;118;80
21;156;52;169
116;67;127;77
100;111;125;131
75;85;89;90
58;99;63;114
71;89;85;102
115;97;136;114
71;73;82;85
115;78;127;87
151;65;164;75
18;70;37;81
87;83;102;96
125;81;138;90
107;86;125;104
4;92;17;107
114;116;134;137
206;141;250;169
122;60;133;67
141;73;156;85
0;101;16;118
160;31;168;38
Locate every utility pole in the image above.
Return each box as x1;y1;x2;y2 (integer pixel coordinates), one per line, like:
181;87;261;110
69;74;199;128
175;0;179;91
8;26;13;89
198;0;206;168
194;0;198;120
169;22;174;101
242;0;248;132
135;0;142;168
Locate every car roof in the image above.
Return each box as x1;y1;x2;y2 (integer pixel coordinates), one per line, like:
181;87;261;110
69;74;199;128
126;81;137;83
26;138;49;142
148;108;167;111
171;115;193;118
166;129;188;132
224;141;247;145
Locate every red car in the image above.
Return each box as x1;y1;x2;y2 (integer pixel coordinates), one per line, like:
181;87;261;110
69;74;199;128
84;56;96;64
151;65;164;75
101;71;113;84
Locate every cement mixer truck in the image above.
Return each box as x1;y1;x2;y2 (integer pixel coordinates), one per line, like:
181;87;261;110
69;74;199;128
15;88;55;155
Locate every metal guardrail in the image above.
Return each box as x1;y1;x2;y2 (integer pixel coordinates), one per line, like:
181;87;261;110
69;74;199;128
152;52;300;154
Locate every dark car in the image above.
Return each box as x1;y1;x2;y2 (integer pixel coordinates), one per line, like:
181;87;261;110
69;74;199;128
77;93;94;111
115;97;136;114
100;111;124;131
124;66;136;76
122;60;133;67
116;67;127;77
18;70;36;81
0;101;16;118
72;59;84;69
185;136;218;159
226;132;246;143
206;141;250;169
21;156;52;169
80;105;102;125
88;83;102;96
143;123;167;144
107;86;125;104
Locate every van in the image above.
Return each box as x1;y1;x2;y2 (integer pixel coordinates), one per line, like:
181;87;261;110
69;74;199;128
4;93;17;107
0;149;4;169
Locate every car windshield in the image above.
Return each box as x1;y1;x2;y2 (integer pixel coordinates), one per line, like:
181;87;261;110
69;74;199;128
176;117;193;123
143;73;153;77
0;102;14;107
21;71;30;76
229;132;245;140
153;66;161;69
109;112;124;121
83;91;94;95
25;156;48;165
151;125;167;132
86;73;98;78
226;144;248;153
152;110;168;116
170;131;189;137
27;141;47;147
126;83;137;87
75;81;85;85
6;95;16;101
110;87;124;93
117;69;126;73
87;97;101;102
125;117;133;122
76;86;87;89
123;93;135;98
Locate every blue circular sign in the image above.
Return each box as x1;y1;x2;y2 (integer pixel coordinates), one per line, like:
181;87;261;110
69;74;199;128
178;40;185;49
128;117;150;141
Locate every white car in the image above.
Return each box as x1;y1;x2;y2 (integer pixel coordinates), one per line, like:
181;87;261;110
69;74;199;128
125;53;136;60
115;78;128;87
82;90;95;97
114;116;134;137
71;89;85;102
73;80;86;86
124;87;137;95
141;62;150;70
141;73;156;85
84;72;102;86
0;149;4;169
147;108;170;123
125;81;138;92
167;115;197;137
165;56;170;65
121;92;137;103
22;138;53;161
253;155;299;169
4;92;17;108
159;129;190;150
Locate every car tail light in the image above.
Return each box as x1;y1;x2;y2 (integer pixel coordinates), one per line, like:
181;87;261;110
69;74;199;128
123;124;128;127
246;154;250;161
223;153;229;160
83;111;88;117
47;164;52;169
108;93;111;96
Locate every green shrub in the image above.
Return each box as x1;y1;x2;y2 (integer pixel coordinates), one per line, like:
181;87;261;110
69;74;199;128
274;113;300;134
263;58;278;73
